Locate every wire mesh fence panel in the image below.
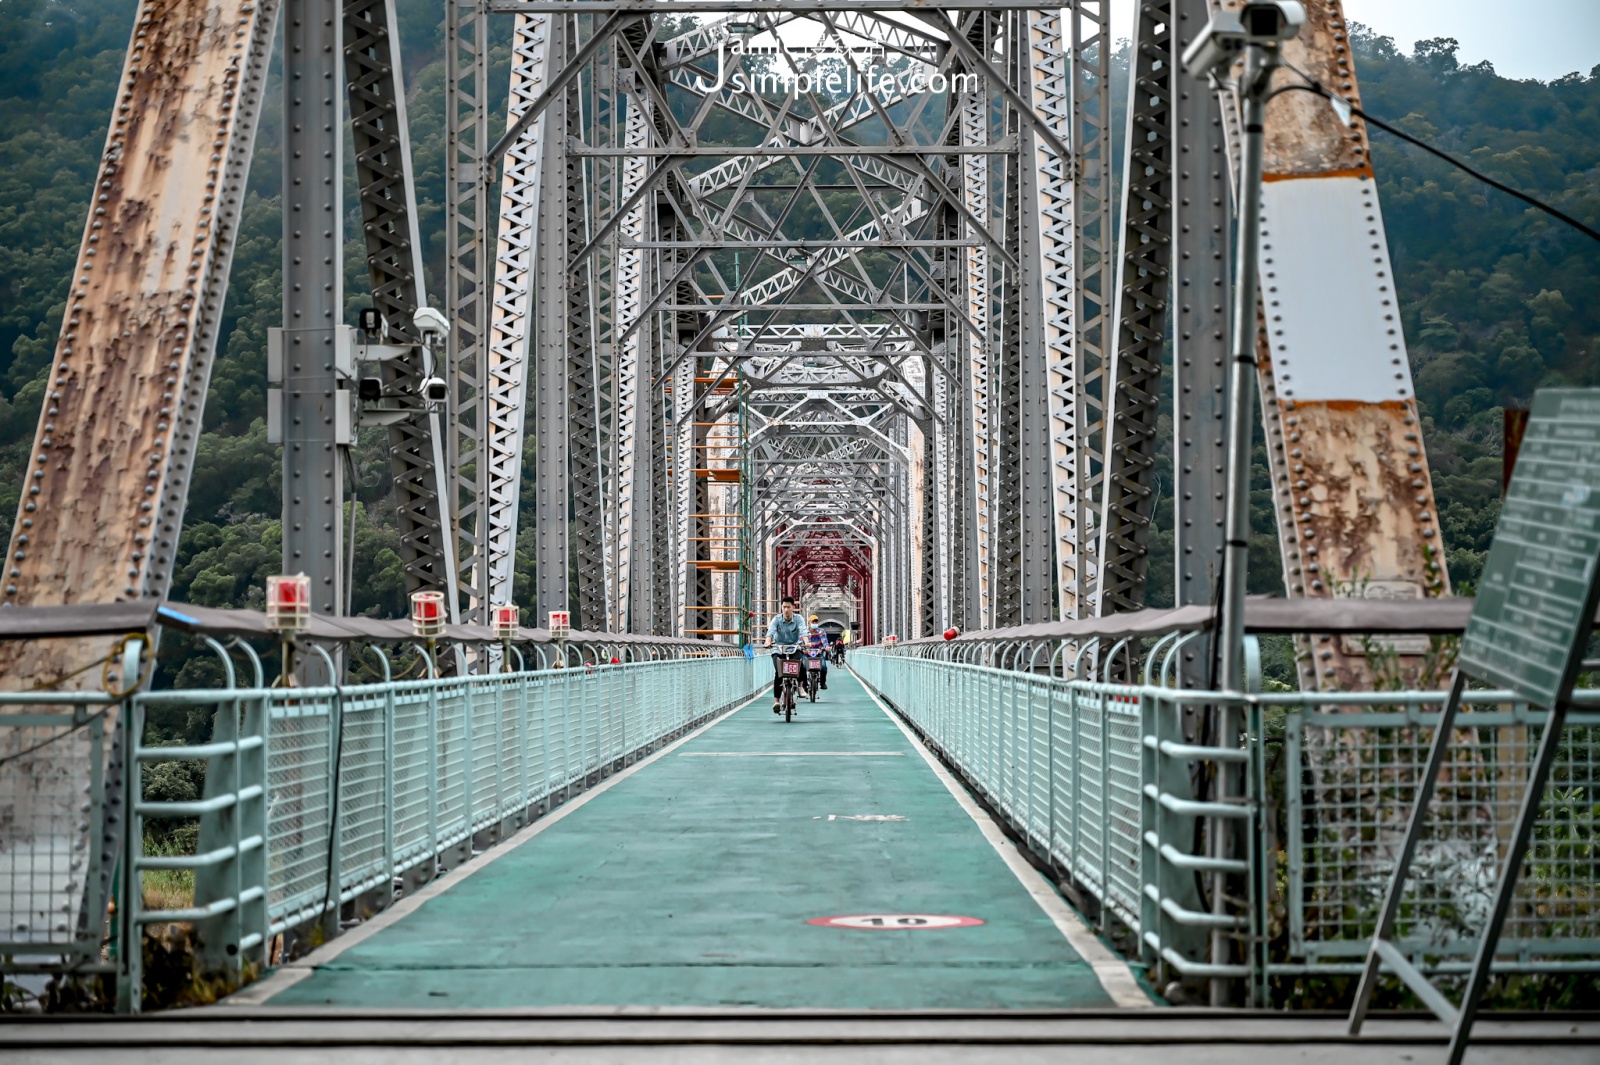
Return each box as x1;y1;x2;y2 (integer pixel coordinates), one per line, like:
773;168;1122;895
582;671;601;777
0;711;106;953
1074;689;1109;898
337;691;389;892
1105;696;1144;927
469;680;500;827
995;672;1014;818
1288;704;1600;970
265;697;332;920
1026;680;1055;850
390;688;433;869
525;674;552;805
554;674;579;792
499;681;525;818
1050;685;1079;870
606;670;626;764
433;687;469;847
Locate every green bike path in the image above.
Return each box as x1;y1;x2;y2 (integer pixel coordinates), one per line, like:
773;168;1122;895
253;669;1144;1010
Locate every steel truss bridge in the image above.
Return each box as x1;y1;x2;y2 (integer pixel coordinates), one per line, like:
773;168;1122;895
3;0;1593;1054
0;0;1443;663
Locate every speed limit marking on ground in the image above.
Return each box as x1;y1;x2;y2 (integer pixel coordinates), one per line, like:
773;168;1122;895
807;914;984;930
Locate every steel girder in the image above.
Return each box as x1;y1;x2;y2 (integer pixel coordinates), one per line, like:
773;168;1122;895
1168;0;1229;690
0;0;282;949
609;73;652;631
534;14;574;624
1096;0;1174;615
446;0;490;619
566;20;607;630
282;0;348;620
1024;8;1089;621
1069;3;1114;618
1;0;279;619
481;11;552;612
1205;0;1449;690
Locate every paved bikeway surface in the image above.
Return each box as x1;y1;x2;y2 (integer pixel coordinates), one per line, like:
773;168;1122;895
258;670;1132;1010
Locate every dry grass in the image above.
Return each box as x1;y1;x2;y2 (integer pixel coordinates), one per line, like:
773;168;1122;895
141;833;195;913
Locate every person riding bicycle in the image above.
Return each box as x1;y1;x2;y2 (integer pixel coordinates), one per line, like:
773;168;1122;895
806;614;829;690
765;596;805;713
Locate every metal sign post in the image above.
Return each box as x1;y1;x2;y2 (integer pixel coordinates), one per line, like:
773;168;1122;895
1348;388;1600;1064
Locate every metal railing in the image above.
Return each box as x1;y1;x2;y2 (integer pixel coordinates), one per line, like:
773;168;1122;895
853;639;1600;1004
2;639;762;1011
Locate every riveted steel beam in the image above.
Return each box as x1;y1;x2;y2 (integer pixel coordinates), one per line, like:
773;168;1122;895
1097;0;1175;616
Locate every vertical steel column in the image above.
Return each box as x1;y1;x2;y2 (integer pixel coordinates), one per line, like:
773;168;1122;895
1172;0;1229;685
1026;8;1086;620
282;0;346;616
955;32;993;630
534;15;572;623
446;0;490;619
1069;0;1113;617
994;81;1023;630
1011;11;1057;625
484;12;553;610
647;309;675;635
569;15;608;630
919;408;943;634
612;76;651;631
1097;0;1175;617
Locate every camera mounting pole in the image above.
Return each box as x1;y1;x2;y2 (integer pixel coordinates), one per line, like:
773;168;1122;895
1181;0;1303;1006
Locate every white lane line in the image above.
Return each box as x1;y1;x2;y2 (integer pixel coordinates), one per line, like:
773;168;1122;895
681;751;906;757
225;689;766;1007
853;671;1154;1008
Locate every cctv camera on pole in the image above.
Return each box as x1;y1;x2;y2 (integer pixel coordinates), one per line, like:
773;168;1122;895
1183;0;1303;1007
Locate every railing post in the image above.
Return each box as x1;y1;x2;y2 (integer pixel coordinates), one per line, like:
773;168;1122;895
114;696;143;1014
244;690;269;965
382;675;396;910
494;677;505;825
194;685;242;978
426;679;440;877
1140;689;1161;977
462;677;476;840
1099;692;1112;934
518;671;531;817
1047;677;1057;868
323;685;343;942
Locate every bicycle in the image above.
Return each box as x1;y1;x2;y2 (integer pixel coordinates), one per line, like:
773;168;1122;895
803;648;825;702
773;642;803;722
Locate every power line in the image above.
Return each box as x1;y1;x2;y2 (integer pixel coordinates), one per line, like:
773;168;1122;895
1272;69;1600;246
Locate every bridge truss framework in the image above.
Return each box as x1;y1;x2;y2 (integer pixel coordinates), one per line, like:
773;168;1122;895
4;0;1447;678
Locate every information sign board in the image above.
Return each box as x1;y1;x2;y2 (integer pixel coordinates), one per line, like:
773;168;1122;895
1459;389;1600;708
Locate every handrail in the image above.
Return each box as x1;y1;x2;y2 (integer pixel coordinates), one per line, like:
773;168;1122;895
104;652;764;1013
851;645;1600;1009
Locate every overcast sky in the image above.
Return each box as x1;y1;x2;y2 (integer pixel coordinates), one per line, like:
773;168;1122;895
1110;0;1600;82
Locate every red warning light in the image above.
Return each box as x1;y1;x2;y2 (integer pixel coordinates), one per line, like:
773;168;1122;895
943;627;959;641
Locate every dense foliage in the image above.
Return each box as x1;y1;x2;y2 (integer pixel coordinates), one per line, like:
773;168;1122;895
0;4;1596;624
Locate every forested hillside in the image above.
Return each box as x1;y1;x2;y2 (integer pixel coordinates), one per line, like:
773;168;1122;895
0;1;1595;617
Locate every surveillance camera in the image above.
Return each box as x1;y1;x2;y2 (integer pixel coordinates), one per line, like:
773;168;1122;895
1181;1;1304;80
1180;10;1246;80
358;307;388;339
1243;0;1305;41
358;376;384;402
413;306;449;340
421;376;449;403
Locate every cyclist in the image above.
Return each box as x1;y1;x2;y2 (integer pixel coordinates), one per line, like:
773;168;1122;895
806;614;830;690
765;595;805;713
